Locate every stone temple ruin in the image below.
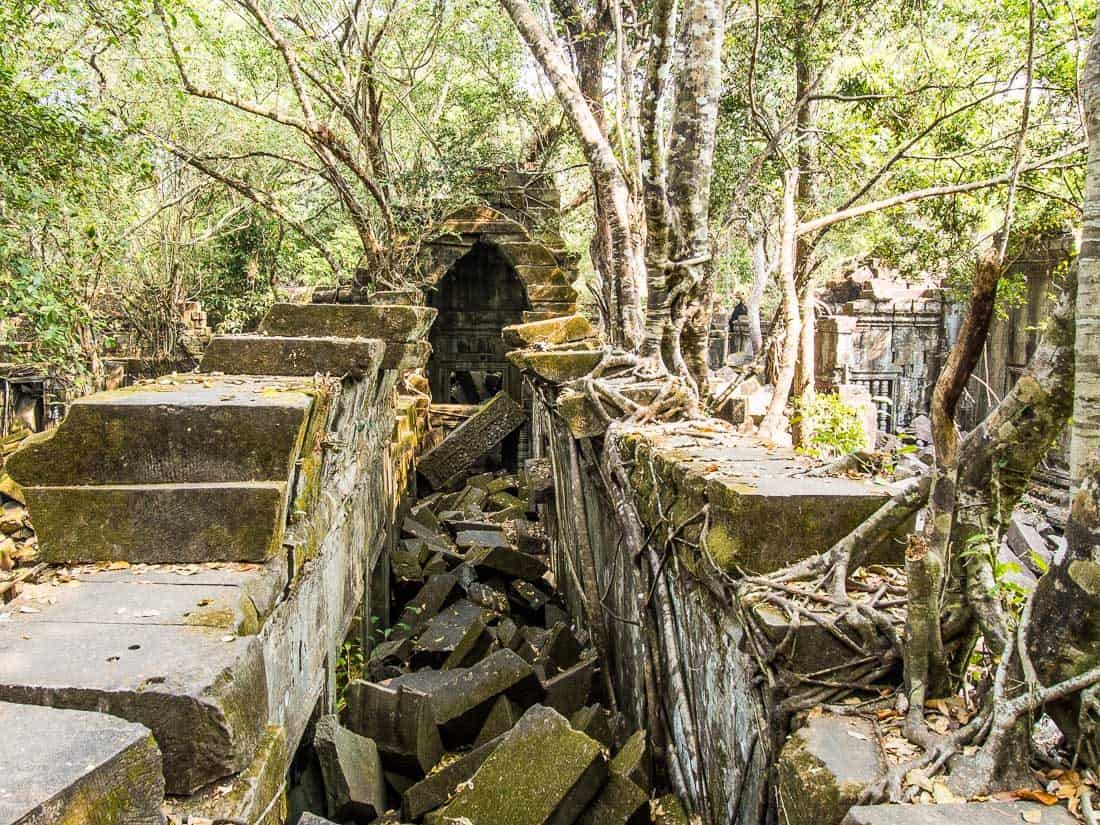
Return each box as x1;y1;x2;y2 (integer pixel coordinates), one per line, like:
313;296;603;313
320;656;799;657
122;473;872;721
0;173;1075;825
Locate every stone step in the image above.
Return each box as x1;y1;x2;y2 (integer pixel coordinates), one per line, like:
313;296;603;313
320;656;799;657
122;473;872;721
200;335;384;378
23;481;288;564
0;702;165;825
842;802;1076;825
260;303;437;342
0;615;267;794
6;376;318;487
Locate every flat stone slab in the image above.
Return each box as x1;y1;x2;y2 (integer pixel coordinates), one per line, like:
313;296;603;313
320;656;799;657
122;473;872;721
428;705;607;825
6;376;318;486
260;303;437;341
0;605;268;794
778;715;885;825
616;422;894;573
0;702;165;825
842;802;1077;825
508;349;603;384
24;481;288;564
200;335;384;377
382;340;433;371
418;393;527;489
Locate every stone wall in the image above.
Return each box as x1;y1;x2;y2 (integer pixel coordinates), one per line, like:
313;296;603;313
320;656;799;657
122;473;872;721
0;301;432;824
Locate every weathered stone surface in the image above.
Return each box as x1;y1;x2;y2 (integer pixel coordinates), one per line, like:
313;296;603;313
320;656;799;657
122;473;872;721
0;621;267;794
411;600;492;669
394;573;460;639
0;702;165;825
418;392;527;489
371;288;424;305
554;386;658;438
577;773;649;825
778;715;885;825
402;733;508;820
570;705;615;750
297;814;339;825
428;705;608;825
200;335;385;378
260;303;437;341
508;350;602;384
841;802;1076;825
342;681;444;774
652;794;692;824
382;340;433;372
24;481;288;564
314;715;386;822
541;658;593;717
456;529;512;549
610;729;651;791
526;284;580;304
409;649;543;743
6;376;317;486
466;545;548;581
474;695;520;746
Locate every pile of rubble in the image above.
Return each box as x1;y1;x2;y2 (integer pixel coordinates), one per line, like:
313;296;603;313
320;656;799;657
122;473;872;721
0;429;37;588
301;470;685;825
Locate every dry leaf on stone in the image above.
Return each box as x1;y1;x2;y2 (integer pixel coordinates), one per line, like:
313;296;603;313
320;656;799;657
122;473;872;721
1015;789;1058;806
1021;810;1042;823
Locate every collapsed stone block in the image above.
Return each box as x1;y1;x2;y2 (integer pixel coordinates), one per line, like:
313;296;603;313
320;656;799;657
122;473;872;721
0;702;165;825
611;729;651;792
507;350;603;384
313;715;386;823
577;772;649;825
417;393;527;490
402;732;507;820
410;599;493;670
571;705;615;750
777;715;885;825
342;681;443;774
541;657;594;718
474;695;520;746
465;545;548;581
427;705;608;825
455;529;512;550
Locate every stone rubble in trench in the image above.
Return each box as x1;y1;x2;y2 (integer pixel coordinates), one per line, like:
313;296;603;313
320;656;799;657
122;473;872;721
303;467;687;825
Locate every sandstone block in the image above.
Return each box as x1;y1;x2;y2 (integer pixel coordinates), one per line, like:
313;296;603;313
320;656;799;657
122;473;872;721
200;335;384;377
502;314;595;348
841;802;1076;825
313;715;386;823
417;393;526;489
508;350;602;384
260;303;437;341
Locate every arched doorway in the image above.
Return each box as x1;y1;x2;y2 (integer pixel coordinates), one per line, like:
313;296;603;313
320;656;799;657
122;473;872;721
427;240;530;469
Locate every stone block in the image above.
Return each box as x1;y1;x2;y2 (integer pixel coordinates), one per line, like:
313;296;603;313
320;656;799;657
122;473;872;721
778;715;885;825
456;529;512;550
502;315;596;348
314;715;386;823
0;621;267;794
841;802;1076;825
6;376;317;487
466;545;549;581
508;349;603;384
541;658;594;718
297;815;339;825
526;284;580;303
417;393;527;489
475;695;520;746
200;335;384;378
570;705;615;750
0;702;165;825
428;705;608;825
402;733;508;820
394;573;460;639
411;599;492;670
23;481;288;564
382;340;433;372
260;303;437;341
610;729;650;791
497;241;559;267
342;681;444;774
410;648;543;744
577;773;649;825
372;288;424;305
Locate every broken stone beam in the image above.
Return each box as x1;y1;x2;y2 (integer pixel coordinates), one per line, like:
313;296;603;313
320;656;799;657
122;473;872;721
417;392;527;490
427;705;608;825
260;303;437;341
341;680;443;774
0;702;166;825
502;314;595;352
465;544;549;581
200;335;385;377
507;349;603;384
313;715;387;823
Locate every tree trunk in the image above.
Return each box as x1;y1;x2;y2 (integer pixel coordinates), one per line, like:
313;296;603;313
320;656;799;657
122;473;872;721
498;0;644;348
746;221;770;355
760;173;800;441
1071;10;1100;485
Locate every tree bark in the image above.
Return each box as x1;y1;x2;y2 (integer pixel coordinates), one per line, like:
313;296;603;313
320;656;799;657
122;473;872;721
760;172;800;440
1072;12;1100;485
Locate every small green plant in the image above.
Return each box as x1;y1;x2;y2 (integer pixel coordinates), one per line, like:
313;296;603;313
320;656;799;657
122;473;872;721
795;393;868;459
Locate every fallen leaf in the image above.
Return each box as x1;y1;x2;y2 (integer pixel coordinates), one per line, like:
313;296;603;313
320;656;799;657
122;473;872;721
1015;789;1058;806
1021;810;1042;823
107;561;131;571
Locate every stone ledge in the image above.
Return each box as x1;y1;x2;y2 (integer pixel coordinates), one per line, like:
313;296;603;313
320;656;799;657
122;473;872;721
200;335;385;378
260;303;437;341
